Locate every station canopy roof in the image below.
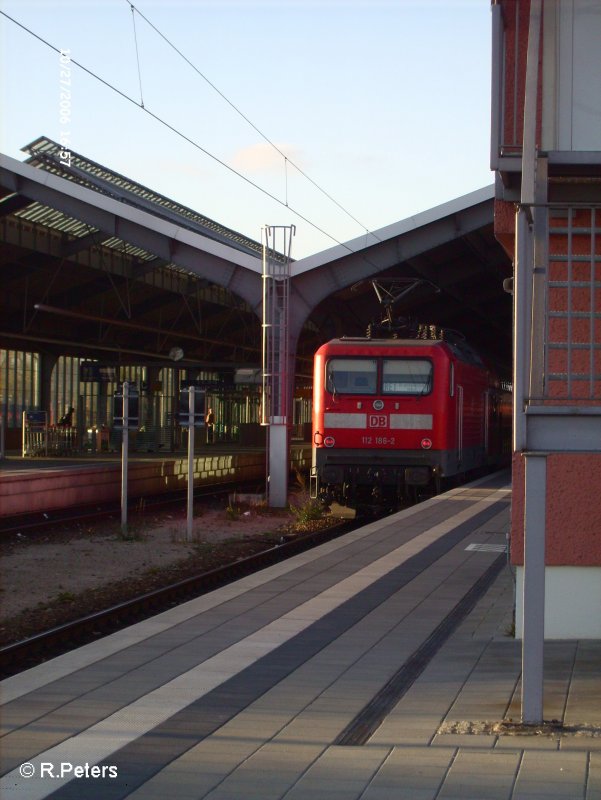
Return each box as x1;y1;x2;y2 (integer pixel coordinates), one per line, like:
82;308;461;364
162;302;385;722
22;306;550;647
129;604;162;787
0;136;272;372
293;186;513;378
0;137;512;378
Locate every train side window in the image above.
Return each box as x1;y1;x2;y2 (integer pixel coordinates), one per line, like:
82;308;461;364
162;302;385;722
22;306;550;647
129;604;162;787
326;358;377;394
382;359;432;395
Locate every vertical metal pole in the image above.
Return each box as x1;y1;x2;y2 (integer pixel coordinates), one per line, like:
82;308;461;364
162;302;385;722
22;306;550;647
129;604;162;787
261;225;295;508
121;381;129;535
490;3;503;171
514;209;532;451
519;0;546;725
186;385;195;542
520;0;542;209
0;413;4;459
521;452;547;723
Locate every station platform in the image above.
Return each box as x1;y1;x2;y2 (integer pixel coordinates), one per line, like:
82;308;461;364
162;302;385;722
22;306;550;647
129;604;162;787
0;444;311;517
1;473;600;800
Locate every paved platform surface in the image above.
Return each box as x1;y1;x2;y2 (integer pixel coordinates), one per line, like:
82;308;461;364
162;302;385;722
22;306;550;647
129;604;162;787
1;472;600;799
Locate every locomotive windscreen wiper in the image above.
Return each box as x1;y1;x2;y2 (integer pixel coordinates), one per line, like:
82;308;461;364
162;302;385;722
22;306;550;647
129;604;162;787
420;376;433;394
327;368;338;399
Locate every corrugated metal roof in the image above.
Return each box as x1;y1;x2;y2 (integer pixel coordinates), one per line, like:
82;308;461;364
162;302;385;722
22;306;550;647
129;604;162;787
12;200;157;262
16;202;94;236
22;136;268;259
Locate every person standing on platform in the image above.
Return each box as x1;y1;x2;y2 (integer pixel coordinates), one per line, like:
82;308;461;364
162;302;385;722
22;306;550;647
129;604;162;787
205;406;215;444
57;406;74;427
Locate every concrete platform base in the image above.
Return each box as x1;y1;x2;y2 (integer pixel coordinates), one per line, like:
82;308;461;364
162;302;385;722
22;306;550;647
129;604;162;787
0;446;311;517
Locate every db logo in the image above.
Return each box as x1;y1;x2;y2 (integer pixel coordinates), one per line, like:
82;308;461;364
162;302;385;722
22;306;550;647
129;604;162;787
369;414;388;428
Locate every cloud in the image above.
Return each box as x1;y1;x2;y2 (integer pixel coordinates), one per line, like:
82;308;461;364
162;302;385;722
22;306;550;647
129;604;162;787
231;142;304;174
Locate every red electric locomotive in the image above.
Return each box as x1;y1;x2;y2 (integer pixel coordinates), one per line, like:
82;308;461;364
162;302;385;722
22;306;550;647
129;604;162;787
310;336;510;510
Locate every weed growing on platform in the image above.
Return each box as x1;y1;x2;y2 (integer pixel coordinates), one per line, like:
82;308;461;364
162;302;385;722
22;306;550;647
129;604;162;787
291;498;324;525
504;612;516;638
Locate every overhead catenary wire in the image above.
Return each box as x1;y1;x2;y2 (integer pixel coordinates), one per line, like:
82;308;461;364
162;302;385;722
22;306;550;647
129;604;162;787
125;0;380;242
0;9;389;276
1;10;348;249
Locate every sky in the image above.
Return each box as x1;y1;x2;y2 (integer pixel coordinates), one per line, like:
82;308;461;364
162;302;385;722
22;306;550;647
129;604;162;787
0;0;493;259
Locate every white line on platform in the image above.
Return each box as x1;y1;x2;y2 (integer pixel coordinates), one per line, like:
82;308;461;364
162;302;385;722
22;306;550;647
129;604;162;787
465;543;508;552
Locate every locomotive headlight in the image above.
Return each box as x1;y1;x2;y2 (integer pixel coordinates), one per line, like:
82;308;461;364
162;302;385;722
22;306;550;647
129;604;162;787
421;437;433;450
324;436;336;448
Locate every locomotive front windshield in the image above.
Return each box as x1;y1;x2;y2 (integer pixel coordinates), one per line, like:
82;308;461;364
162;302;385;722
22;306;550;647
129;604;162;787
326;358;377;394
325;357;432;395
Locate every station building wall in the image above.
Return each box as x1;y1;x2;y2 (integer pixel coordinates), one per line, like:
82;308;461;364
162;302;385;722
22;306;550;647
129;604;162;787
494;0;601;638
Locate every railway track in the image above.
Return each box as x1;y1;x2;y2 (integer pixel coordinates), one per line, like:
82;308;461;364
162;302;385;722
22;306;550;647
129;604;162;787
0;517;360;679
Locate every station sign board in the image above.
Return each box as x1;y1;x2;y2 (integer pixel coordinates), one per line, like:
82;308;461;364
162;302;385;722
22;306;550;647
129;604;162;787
178;387;206;427
113;385;139;429
81;362;118;383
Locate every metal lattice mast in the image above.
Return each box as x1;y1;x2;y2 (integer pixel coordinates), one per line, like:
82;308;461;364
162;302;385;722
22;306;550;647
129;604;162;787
261;225;295;507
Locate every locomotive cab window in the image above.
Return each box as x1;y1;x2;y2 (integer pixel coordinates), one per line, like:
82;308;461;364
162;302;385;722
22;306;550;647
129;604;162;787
326;358;377;394
382;359;432;395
